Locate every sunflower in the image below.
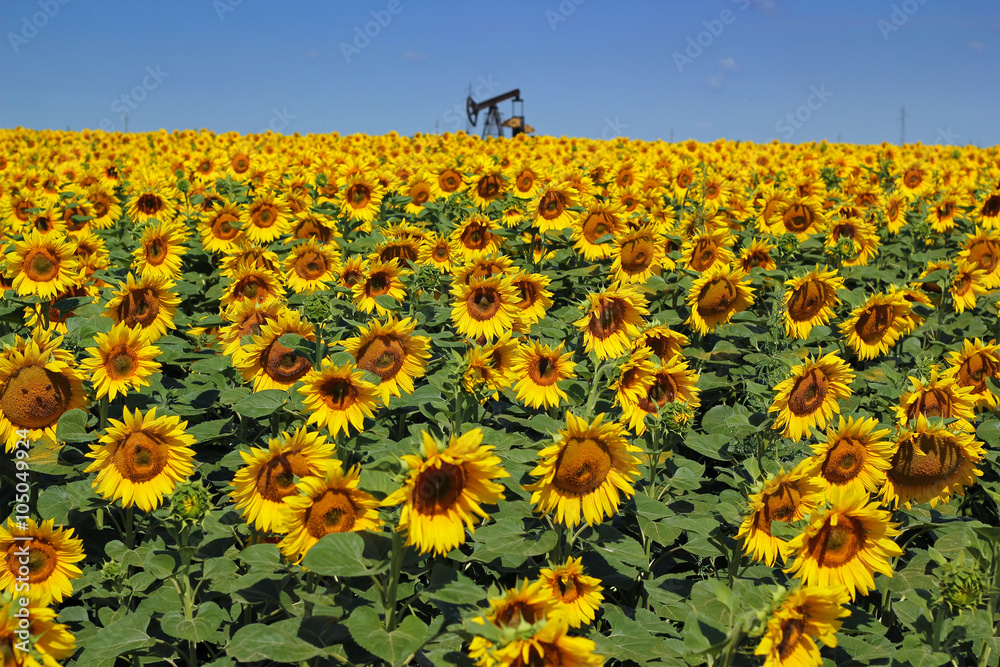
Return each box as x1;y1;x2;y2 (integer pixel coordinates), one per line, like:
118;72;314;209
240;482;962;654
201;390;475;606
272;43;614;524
883;192;909;234
958;227;1000;288
230;427;336;533
0;595;76;666
468;165;506;210
511;341;576;409
950;261;988;314
622;359;701;435
279;461;383;563
382;429;507;556
333;255;367;292
681;228;735;273
736;461;824;567
467;579;558;666
739;238;777;272
221;240;281;276
24;283;99;336
631;324;689;364
510;162;541;199
754;585;851;667
485;618;603;667
509;271;553;331
463;333;519;401
530;181;577;234
539;556;604;628
68;228;109;279
220;298;288;358
352;258;409;316
783;485;903;601
771;195;826;240
291;212;338;244
928;191;961;233
374;237;421;269
338;173;385;228
239;191;291;245
612;347;656;414
298;360;380;438
783;265;844;339
947;338;1000;409
976;190;1000;229
804;416;893;495
105;273;180;342
284;239;338;293
455;251;515;285
881;415;985;509
132;220;187;280
234;310;315;392
85;407;196;512
686;263;755;335
897;369;977;426
79;322;161;401
451;215;503;260
574;287;649;360
5;230;79;300
199;201;243;253
839;290;912;361
125;174;176;223
896;163;932;199
341;316;431;403
525;412;641;528
451;275;520;342
432;164;465;198
769;351;855;442
402;172;434;215
221;265;286;309
571;201;622;261
825;217;880;266
611;224;665;285
0;338;87;452
418;233;460;273
0;518;84;605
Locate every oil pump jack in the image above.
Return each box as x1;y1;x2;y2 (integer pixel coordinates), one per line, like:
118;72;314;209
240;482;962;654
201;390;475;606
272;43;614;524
465;89;532;138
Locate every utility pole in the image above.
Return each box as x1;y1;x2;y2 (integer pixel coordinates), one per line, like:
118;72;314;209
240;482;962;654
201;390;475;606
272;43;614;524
898;105;906;145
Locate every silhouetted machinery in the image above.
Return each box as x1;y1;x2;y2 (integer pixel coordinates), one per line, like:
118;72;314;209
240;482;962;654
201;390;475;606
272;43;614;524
466;89;533;138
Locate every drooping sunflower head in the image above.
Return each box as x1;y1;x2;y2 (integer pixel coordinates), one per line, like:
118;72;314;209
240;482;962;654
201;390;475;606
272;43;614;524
882;415;985;509
297;360;380;438
686;263;755;335
230;427;336;533
85;407;196;513
511;340;576;409
525;412;642;529
382;428;507;556
769;350;856;442
783;265;844;339
736;460;824;567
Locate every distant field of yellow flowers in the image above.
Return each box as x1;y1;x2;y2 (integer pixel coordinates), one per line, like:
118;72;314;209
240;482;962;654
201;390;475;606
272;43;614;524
1;127;999;667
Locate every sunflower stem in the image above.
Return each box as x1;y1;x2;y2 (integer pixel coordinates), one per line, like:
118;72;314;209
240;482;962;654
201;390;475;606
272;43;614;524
584;360;609;418
99;395;109;431
125;503;135;551
384;528;405;632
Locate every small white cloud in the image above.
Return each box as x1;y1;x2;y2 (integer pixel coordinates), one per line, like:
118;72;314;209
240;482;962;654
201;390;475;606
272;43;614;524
968;41;984;53
402;51;428;61
718;57;738;72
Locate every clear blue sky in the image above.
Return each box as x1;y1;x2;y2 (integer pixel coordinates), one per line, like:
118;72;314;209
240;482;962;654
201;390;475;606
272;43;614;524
1;0;997;145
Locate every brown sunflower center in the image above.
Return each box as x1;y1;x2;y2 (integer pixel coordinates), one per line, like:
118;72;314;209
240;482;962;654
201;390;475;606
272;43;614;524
432;244;449;261
306;489;357;537
232;155;250;173
256;451;311;502
341;268;363;288
113;431;169;483
903;168;923;189
412;462;465;515
496;600;542;626
588;299;625;340
888;432;964;486
553;574;581;603
787;368;830;417
538;191;568;221
855;303;895;344
212;213;240;240
92;197;110;218
619;236;655;274
118;287;162;328
461;223;492;250
356;336;405;380
761;484;802;530
968;239;1000;274
516;170;535;193
476;174;502;200
439;170;462;193
690;239;718;272
19;540;58;583
527;354;560;387
743;250;771;270
234;276;272;303
410;184;431;205
582;211;617;244
260;340;312;385
821;437;866;484
782;204;815;233
106;346;139;380
252;204;278;228
294;251;328;280
905;388;954;421
553;437;612;495
0;365;73;429
25;248;60;282
787;279;830;323
146;239;168;265
347;184;372;208
982;194;1000;218
467;286;501;321
810;516;864;568
696;278;738;317
135;193;164;216
319;376;357;410
379;244;417;268
365;272;391;297
294;218;331;242
957;352;999;392
776;617;807;660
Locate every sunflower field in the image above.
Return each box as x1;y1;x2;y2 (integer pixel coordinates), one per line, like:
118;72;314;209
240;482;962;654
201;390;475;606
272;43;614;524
1;128;1000;667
